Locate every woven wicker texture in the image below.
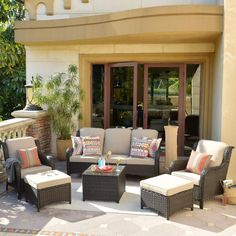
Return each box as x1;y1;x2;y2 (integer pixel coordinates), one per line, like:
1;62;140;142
82;165;126;202
141;188;193;220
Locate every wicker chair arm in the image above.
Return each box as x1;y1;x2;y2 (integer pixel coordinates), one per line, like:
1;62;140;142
13;161;21;179
66;147;74;161
35;140;55;169
199;163;228;197
200;164;227;182
168;159;188;173
154;149;161;175
39;152;55;170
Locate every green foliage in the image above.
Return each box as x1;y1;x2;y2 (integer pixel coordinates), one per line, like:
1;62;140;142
0;0;26;120
33;65;84;140
0;67;26;119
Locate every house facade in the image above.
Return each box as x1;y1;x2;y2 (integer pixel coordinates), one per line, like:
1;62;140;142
15;0;236;179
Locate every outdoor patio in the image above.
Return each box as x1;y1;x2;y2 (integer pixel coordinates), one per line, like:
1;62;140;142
0;159;236;236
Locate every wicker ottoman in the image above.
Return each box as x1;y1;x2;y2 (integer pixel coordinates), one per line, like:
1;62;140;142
140;174;193;220
24;170;71;211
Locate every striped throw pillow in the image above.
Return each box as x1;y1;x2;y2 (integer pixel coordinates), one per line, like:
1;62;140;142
82;136;102;156
130;138;150;158
186;150;212;174
18;147;41;169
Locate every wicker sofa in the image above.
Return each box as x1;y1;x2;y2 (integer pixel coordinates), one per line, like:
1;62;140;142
66;127;160;177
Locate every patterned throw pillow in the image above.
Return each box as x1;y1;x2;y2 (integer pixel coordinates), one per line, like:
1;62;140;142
82;136;102;156
18;147;41;169
186;150;212;174
71;136;83;155
130;138;150;158
148;138;162;158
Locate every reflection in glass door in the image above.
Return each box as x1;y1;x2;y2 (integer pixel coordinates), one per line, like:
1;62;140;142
144;64;185;155
104;63;137;128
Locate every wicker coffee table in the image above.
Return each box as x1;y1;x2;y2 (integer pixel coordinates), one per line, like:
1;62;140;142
82;165;126;203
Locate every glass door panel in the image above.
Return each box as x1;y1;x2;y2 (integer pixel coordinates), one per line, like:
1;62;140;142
184;64;201;153
147;67;180;138
104;63;137;128
144;64;185;155
91;65;104;128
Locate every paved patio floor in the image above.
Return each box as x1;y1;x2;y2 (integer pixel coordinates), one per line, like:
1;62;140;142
0;160;236;236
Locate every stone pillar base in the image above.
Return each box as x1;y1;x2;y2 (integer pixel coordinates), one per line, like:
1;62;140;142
12;110;51;154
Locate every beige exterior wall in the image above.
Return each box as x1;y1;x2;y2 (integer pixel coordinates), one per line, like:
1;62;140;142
221;0;236;181
26;0;220;20
212;37;223;140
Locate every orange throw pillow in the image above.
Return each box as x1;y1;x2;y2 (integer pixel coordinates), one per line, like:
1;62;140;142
186;150;211;174
18;147;41;169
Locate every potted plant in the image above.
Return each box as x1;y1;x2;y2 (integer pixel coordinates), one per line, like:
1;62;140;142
33;64;84;160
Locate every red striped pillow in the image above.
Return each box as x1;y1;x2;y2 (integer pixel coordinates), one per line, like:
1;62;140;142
18;147;41;169
81;136;102;156
186;150;211;174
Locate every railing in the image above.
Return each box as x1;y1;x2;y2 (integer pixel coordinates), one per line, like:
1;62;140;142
0;118;35;141
0;118;35;164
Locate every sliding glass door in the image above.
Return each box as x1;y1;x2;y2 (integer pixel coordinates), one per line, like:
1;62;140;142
92;63;201;155
104;63;138;128
143;64;186;155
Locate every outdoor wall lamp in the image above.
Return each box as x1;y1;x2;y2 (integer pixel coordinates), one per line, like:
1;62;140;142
23;78;42;111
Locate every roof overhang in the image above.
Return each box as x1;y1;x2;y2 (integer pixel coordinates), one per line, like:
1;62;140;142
15;5;223;45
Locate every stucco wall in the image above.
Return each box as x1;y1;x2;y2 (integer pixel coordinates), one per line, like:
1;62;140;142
222;0;236;181
26;47;79;155
30;0;221;20
211;37;223;140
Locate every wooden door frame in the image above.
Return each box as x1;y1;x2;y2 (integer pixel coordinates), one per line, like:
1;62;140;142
104;62;138;128
143;63;186;155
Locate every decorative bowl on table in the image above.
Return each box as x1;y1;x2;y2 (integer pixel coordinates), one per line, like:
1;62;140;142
96;165;114;173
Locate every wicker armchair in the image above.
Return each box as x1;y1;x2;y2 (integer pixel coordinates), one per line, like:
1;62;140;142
0;137;55;199
169;140;234;209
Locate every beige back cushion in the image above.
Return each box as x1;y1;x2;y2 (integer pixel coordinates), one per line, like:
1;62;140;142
103;128;131;155
80;128;105;153
6;137;36;159
196;140;228;167
131;128;158;140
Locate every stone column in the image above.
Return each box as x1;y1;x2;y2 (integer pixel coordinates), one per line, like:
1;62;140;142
12;110;51;154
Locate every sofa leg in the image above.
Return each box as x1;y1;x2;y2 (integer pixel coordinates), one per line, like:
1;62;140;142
199;200;204;209
17;193;22;200
141;198;144;209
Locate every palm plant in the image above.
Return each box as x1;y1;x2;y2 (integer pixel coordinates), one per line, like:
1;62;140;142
33;64;84;140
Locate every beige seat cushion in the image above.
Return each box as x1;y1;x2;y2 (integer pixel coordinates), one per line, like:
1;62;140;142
171;170;201;186
70;155;100;163
196;140;228;167
70;154;129;165
6;137;36;159
21;165;52;178
80;128;105;153
70;154;155;165
140;174;193;196
126;157;154;166
108;155;128;165
24;170;71;190
103;128;131;155
131;128;158;140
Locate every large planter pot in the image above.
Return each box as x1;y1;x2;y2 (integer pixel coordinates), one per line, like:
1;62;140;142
56;139;72;161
